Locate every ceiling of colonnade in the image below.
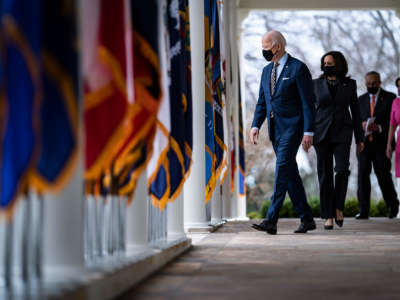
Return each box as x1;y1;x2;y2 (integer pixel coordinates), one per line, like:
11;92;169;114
237;0;400;12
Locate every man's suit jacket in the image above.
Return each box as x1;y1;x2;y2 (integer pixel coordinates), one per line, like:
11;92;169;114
358;89;396;149
251;54;315;142
313;77;363;145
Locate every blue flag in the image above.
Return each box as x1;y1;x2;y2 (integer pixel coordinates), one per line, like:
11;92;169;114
31;0;79;192
238;67;245;196
182;0;193;177
166;0;192;201
0;0;41;215
211;0;225;180
204;0;215;203
149;0;193;208
205;0;225;203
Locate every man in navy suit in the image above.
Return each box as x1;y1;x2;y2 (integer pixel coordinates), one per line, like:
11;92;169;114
250;31;316;234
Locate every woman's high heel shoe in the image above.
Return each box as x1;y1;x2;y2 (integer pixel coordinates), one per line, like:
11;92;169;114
324;219;334;230
335;218;343;227
335;210;344;227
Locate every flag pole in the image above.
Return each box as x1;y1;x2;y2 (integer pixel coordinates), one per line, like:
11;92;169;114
90;181;99;259
35;193;44;279
110;163;120;256
119;196;126;253
97;175;105;257
22;190;32;282
4;215;14;288
84;185;90;262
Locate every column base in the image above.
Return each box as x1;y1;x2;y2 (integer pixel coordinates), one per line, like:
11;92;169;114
226;217;249;222
184;222;213;233
236;217;250;221
210;219;226;229
0;237;191;300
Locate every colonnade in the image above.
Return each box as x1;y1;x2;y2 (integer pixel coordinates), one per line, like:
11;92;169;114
0;1;247;297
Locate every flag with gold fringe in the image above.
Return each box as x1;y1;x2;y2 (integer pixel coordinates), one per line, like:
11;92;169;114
205;0;225;203
82;0;131;181
230;114;236;193
112;0;161;200
0;0;41;218
211;0;226;182
182;0;193;179
166;0;192;202
147;0;171;209
238;69;245;196
204;0;215;203
217;0;229;184
31;0;79;192
148;0;192;210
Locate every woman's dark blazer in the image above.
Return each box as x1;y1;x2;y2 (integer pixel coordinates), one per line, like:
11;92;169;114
312;77;363;145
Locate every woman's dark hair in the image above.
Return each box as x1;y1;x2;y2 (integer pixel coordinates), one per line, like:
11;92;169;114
320;51;349;79
395;77;400;87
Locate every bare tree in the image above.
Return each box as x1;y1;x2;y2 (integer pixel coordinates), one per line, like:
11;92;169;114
242;10;400;210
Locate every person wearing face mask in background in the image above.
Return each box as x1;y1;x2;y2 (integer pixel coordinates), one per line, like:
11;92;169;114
250;30;316;235
312;51;364;230
357;71;399;219
385;77;400;219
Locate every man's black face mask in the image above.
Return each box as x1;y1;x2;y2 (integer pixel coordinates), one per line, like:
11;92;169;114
367;86;379;95
262;49;274;62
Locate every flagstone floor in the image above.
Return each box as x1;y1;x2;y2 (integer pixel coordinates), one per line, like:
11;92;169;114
119;218;400;300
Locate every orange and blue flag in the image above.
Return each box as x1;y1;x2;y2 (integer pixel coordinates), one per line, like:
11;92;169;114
113;0;161;199
148;0;192;209
205;0;225;203
204;0;215;203
31;0;79;192
211;0;225;181
238;69;245;196
166;0;191;201
0;0;41;217
182;0;193;177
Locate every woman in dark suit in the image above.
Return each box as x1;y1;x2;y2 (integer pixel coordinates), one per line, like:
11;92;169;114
313;51;364;229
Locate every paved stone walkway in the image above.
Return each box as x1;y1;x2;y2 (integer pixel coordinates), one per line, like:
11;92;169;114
120;218;400;300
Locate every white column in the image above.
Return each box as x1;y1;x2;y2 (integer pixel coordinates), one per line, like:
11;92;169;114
236;12;248;221
184;0;209;231
211;179;222;224
168;193;185;238
43;154;85;275
222;0;232;220
126;170;148;250
229;0;239;220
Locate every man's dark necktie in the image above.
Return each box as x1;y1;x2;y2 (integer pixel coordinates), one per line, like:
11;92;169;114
270;62;279;119
271;62;279;95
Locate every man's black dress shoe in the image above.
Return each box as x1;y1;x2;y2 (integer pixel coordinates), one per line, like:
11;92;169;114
294;220;316;233
252;221;277;235
324;225;333;230
355;213;369;220
389;205;399;219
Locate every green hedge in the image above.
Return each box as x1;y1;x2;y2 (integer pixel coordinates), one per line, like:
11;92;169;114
247;196;389;219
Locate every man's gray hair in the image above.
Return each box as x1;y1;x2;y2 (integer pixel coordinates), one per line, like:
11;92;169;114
264;30;287;48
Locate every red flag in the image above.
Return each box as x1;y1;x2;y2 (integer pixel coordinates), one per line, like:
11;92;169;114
83;0;131;180
112;0;162;198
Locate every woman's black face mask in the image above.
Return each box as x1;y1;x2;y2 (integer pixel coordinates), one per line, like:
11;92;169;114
323;65;336;76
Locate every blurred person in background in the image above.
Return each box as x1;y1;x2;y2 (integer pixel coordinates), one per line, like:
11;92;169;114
386;77;400;219
357;72;399;219
312;51;364;230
